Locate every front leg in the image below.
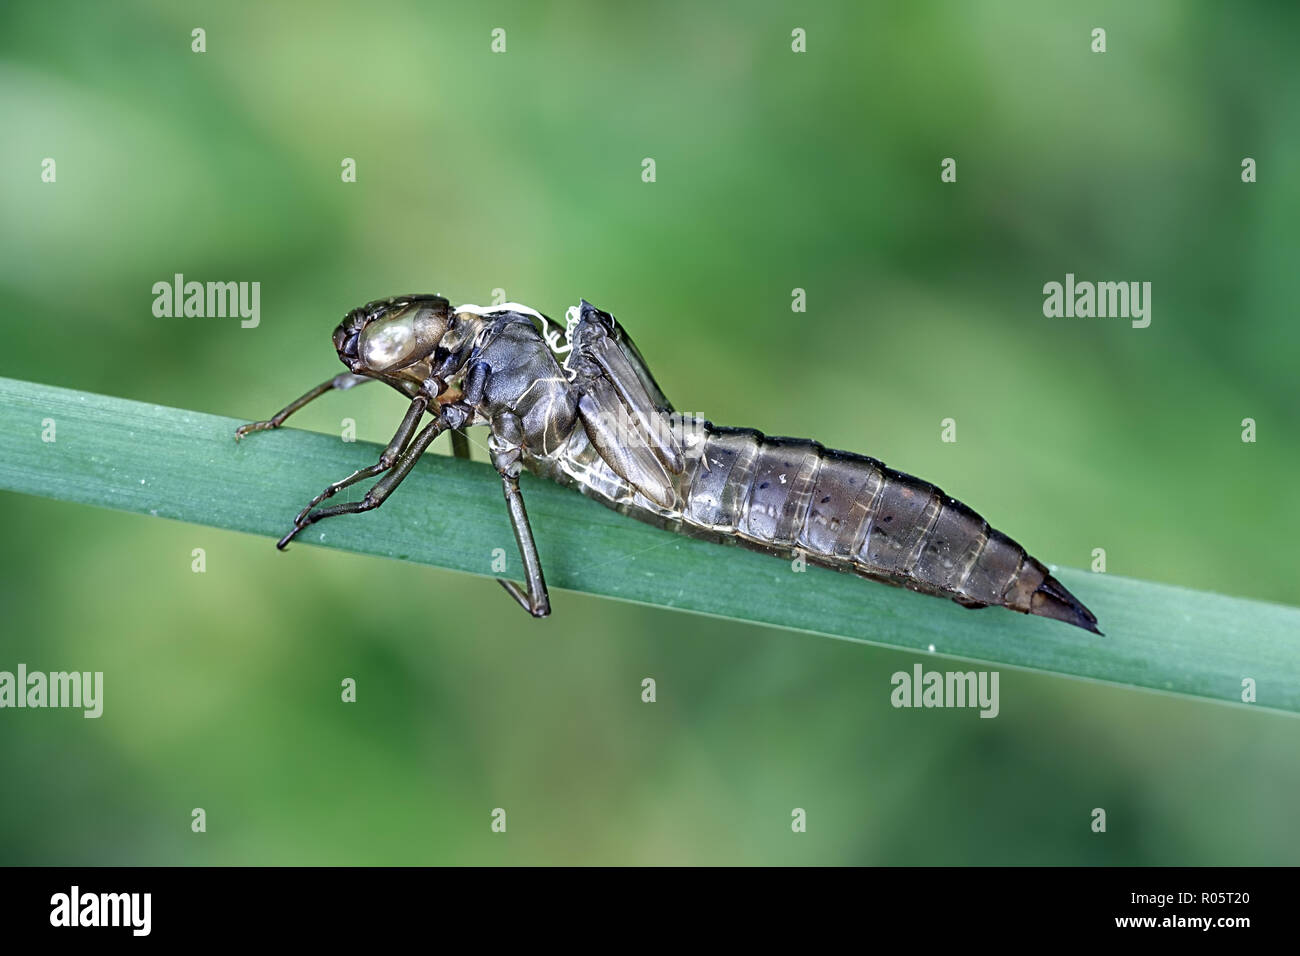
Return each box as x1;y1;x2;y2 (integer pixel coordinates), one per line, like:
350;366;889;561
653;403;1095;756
235;372;371;440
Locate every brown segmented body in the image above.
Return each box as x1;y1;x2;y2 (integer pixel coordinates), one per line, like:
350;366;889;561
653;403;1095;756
243;293;1099;631
529;414;1094;632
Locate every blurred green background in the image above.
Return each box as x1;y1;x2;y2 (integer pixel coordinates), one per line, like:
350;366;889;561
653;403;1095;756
1;0;1297;864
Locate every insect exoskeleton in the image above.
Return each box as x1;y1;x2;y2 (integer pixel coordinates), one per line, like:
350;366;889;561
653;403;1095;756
239;294;1101;633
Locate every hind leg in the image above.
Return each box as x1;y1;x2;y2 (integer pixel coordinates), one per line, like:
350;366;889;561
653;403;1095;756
487;411;550;617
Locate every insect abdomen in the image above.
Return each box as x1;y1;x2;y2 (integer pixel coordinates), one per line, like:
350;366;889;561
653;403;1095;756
678;423;1099;633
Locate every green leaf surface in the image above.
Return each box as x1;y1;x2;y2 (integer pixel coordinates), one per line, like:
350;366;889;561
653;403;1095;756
1;376;1296;714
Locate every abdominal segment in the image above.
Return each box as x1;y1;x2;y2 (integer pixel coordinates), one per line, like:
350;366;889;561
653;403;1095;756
533;415;1099;633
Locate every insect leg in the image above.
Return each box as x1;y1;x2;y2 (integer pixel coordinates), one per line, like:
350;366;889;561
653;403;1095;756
235;373;371;440
443;360;493;461
497;474;551;618
290;394;430;526
449;430;471;459
487;410;550;617
277;415;446;549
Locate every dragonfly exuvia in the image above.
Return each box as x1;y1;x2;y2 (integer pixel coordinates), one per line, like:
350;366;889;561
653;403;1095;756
236;295;1101;634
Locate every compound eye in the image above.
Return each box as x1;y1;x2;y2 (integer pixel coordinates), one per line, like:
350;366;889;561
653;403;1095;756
359;313;417;370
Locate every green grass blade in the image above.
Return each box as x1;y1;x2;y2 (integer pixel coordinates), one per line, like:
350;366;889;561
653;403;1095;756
1;376;1296;713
